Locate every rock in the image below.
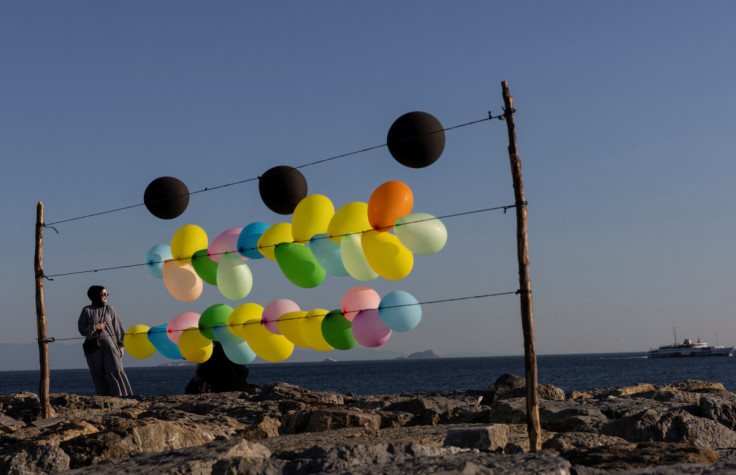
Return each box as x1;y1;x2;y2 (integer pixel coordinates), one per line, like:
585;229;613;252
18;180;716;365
281;407;381;434
0;444;70;474
700;394;736;430
255;382;345;406
0;413;25;433
563;441;718;471
539;401;608;433
542;431;628;452
242;415;281;440
482;374;565;404
674;379;728;394
569;391;593;400
443;424;509;452
489;397;527;425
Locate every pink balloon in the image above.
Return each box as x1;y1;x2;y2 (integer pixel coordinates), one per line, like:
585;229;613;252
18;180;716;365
262;299;301;335
167;312;201;344
351;309;391;347
341;286;381;321
209;228;246;263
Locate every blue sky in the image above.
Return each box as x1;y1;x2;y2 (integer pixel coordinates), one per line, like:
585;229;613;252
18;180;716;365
2;1;735;370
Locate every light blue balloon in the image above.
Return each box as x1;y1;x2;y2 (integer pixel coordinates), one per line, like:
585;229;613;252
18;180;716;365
145;244;172;279
378;291;422;332
212;325;257;364
237;222;270;259
309;233;349;277
147;324;183;359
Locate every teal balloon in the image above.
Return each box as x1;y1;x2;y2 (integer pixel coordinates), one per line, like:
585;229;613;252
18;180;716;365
199;304;234;340
212;325;257;364
145;244;172;279
191;249;218;285
237;222;270;259
378;291;422;331
275;242;326;288
147;324;183;359
321;309;357;350
309;233;348;276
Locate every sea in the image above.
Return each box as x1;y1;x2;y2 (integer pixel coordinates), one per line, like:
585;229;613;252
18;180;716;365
1;353;734;398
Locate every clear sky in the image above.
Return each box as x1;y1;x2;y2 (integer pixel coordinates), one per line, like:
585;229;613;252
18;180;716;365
2;1;735;370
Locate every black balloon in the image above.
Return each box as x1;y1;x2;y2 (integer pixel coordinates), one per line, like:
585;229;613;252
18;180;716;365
387;111;445;168
258;166;308;215
144;176;190;219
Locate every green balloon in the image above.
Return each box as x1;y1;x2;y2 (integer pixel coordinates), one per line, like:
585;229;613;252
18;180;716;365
274;243;326;288
199;304;233;340
321;309;357;350
191;249;218;285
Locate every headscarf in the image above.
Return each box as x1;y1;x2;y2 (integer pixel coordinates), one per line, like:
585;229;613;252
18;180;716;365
87;285;106;307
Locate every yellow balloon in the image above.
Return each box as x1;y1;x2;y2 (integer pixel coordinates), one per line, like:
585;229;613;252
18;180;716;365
124;325;156;359
162;260;204;302
277;311;311;348
302;309;333;351
327;202;370;243
341;233;378;281
242;318;294;362
292;194;335;243
179;327;213;363
362;230;414;280
229;302;264;340
257;223;294;261
171;225;208;264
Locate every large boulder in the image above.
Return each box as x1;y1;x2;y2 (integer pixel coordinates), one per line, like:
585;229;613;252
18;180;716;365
563;441;718;471
255;382;344;406
699;394;736;430
0;444;70;474
482;374;565;404
281;407;381;434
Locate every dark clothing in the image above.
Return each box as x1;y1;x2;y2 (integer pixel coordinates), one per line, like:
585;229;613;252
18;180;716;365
185;342;249;394
78;304;133;396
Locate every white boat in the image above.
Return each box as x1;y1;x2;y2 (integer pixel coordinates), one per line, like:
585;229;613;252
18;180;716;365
648;328;733;358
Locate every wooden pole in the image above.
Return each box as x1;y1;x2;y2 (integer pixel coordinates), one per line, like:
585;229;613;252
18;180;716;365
34;202;52;419
501;80;541;452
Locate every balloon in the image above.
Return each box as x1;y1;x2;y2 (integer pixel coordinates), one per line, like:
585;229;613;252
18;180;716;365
229;303;264;340
242;318;294;362
351;309;392;347
216;253;253;300
379;291;422;332
147;324;183;359
212;325;257;364
309;233;349;277
341;233;378;282
124;325;155;359
387;111;445;168
292;194;334;243
277;311;311;348
167;312;200;344
275;243;326;288
237;222;270;259
171;225;208;264
162;260;203;302
257;223;293;261
191;249;218;285
259;165;308;215
341;286;381;321
262;299;300;335
145;244;172;279
328;202;370;243
199;304;234;340
394;213;448;255
179;327;213;364
361;230;414;280
368;181;413;232
321;309;358;350
209;228;246;263
302;309;333;351
144;176;189;219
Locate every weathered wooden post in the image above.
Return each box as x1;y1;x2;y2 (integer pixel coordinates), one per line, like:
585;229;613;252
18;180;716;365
34;201;52;419
501;80;541;452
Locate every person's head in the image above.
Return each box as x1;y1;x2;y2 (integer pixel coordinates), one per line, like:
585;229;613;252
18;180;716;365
87;285;108;307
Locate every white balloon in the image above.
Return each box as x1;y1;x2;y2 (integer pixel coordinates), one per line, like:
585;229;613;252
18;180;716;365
216;252;253;300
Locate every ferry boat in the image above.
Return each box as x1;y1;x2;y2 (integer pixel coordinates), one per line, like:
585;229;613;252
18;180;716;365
648;328;733;358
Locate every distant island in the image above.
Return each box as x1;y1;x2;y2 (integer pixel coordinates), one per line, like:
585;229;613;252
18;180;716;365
397;350;440;360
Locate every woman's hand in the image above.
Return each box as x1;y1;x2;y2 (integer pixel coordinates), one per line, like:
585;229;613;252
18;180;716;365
94;322;107;331
119;348;125;358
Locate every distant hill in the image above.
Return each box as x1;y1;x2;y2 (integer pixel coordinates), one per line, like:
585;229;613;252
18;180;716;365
405;350;440;359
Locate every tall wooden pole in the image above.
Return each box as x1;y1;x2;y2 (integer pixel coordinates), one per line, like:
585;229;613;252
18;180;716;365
34;202;52;419
501;80;541;452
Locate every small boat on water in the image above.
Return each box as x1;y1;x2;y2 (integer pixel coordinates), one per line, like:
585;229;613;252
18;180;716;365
648;328;733;358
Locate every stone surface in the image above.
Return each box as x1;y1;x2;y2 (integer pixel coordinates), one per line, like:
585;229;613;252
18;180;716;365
443;424;509;452
564;441;718;471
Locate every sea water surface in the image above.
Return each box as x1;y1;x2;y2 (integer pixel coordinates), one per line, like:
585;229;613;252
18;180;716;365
1;353;734;397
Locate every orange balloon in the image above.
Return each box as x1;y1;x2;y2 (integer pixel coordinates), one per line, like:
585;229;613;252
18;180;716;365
368;181;413;232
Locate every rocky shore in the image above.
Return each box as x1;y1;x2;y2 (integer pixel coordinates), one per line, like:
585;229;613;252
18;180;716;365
3;375;736;474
